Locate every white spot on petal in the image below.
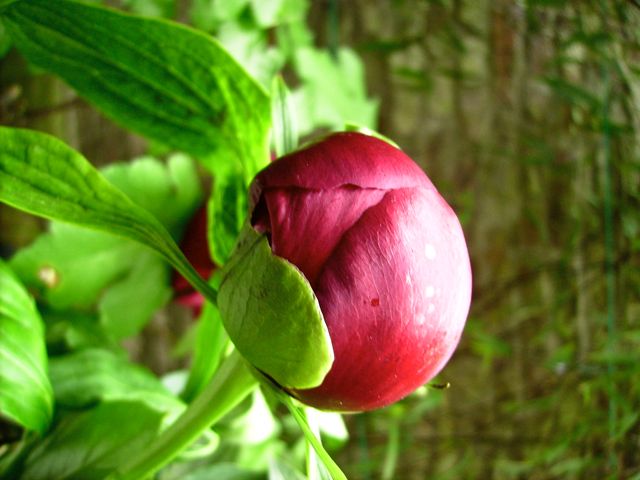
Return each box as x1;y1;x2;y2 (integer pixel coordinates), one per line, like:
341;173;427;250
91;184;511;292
428;303;436;314
426;286;435;298
425;244;436;260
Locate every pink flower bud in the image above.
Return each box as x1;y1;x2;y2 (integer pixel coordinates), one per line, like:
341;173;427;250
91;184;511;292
249;132;472;411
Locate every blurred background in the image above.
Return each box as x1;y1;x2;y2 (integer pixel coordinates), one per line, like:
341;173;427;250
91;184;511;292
1;1;639;479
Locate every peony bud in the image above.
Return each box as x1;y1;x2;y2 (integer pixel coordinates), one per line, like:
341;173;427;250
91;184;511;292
222;132;472;412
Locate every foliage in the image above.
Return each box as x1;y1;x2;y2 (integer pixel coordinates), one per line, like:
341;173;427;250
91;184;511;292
329;1;640;479
0;0;366;478
1;0;638;479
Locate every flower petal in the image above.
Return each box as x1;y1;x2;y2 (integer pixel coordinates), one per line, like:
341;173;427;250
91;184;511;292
249;132;433;209
295;187;472;411
259;186;386;285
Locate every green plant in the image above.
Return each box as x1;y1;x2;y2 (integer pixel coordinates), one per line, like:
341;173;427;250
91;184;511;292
0;1;470;479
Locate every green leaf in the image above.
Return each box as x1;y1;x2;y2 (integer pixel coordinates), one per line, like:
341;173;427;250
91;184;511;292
293;47;378;135
190;0;251;32
10;224;172;339
268;459;307;480
8;154;202;339
218;224;333;390
209;171;248;265
216;389;279;445
0;126;216;304
250;0;307;27
0;260;53;434
10;224;141;309
19;400;172;480
182;463;263;480
181;302;229;402
2;0;271;179
44;311;115;352
98;250;171;339
215;18;285;89
49;348;184;413
101;153;203;239
121;0;176;18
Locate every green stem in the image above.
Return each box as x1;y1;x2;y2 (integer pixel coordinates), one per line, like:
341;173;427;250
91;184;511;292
282;396;348;480
305;408;320;480
381;419;399;480
109;350;258;480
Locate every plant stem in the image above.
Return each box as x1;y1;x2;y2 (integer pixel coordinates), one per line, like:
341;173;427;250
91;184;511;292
381;418;399;480
161;232;218;304
282;396;348;480
109;350;258;480
305;408;320;480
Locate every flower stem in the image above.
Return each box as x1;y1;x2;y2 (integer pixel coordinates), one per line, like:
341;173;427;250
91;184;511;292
109;350;258;480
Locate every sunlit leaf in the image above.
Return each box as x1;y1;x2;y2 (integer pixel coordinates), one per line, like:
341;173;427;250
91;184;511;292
2;0;270;179
0;260;53;434
49;348;184;413
20;400;172;480
0;126;216;304
8;154;203;339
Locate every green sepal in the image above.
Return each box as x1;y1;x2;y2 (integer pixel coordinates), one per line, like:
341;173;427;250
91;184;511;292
218;223;334;390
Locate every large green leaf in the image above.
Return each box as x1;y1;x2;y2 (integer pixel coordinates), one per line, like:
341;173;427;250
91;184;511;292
0;260;53;435
49;348;184;413
218;225;333;390
1;0;271;179
19;400;171;480
0;126;216;303
9;154;201;339
10;225;171;340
